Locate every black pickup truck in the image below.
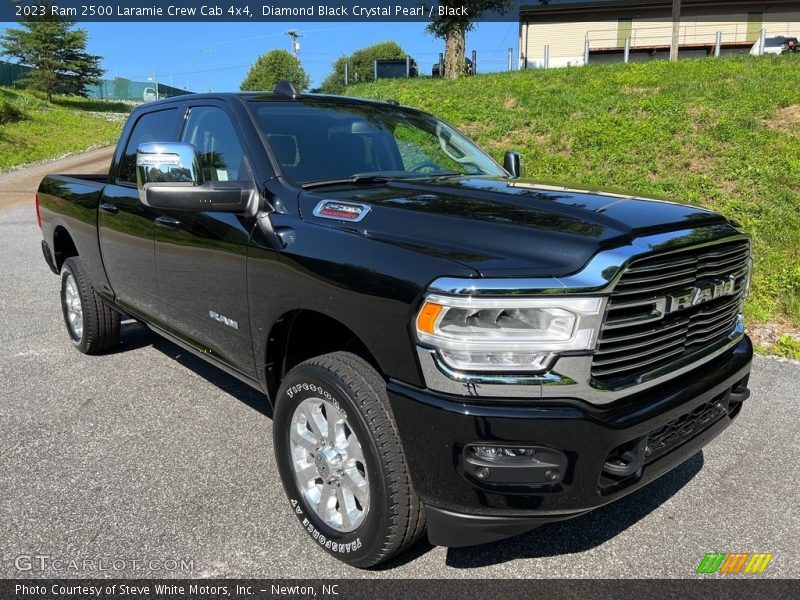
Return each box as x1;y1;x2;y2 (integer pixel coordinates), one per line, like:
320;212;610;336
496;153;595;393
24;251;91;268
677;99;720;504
37;81;753;567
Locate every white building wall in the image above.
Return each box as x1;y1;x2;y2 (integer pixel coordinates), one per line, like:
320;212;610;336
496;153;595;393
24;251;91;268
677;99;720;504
766;9;800;37
520;3;800;69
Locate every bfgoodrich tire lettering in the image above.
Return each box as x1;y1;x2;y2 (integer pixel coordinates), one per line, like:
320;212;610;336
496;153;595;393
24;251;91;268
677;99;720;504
273;352;425;568
60;257;120;355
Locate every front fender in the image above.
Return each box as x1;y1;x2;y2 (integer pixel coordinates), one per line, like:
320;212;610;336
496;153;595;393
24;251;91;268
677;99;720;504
246;218;477;391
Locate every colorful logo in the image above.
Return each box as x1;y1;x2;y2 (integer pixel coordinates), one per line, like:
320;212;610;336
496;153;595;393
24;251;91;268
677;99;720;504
696;552;773;574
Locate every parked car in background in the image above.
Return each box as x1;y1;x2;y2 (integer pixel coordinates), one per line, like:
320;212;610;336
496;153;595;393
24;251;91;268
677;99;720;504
756;36;799;55
432;56;473;76
142;87;157;102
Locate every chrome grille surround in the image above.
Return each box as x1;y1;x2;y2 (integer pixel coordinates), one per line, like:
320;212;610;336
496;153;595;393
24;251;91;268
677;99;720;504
419;224;751;404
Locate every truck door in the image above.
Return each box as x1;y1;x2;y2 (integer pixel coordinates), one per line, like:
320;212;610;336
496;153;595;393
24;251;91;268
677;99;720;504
153;103;255;376
98;107;180;320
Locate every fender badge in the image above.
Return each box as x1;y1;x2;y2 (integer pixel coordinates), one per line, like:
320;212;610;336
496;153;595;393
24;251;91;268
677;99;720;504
208;310;239;329
312;200;371;222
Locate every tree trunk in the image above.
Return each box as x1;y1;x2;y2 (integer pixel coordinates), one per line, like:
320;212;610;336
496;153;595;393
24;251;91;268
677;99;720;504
444;26;467;79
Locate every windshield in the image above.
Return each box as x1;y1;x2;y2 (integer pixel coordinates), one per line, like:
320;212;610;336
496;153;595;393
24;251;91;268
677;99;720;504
250;101;506;186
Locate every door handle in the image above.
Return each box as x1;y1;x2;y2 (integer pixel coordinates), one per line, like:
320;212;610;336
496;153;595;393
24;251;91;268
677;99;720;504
154;216;181;231
99;203;119;215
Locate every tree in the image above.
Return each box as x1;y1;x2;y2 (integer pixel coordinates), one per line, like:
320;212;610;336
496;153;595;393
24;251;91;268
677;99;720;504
241;49;310;92
63;42;104;97
319;41;406;94
0;7;103;101
427;1;514;79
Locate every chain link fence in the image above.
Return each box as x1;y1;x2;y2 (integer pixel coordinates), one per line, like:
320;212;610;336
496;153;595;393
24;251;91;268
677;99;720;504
85;79;191;101
0;60;34;86
0;61;191;101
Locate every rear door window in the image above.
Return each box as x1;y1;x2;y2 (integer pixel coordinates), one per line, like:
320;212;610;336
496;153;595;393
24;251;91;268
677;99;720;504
117;108;179;184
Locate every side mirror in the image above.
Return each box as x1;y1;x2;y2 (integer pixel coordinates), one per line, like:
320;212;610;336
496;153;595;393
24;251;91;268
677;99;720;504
503;151;522;179
136;142;251;213
137;142;202;188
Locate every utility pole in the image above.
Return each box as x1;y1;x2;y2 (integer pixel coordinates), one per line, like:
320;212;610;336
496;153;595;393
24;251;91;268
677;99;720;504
153;68;159;99
670;0;681;62
286;29;302;57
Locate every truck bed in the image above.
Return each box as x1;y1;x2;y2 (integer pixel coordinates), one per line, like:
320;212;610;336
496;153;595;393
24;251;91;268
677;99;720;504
48;173;108;184
37;173;111;288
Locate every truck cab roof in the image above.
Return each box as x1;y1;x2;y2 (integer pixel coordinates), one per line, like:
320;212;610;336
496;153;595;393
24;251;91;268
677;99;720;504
140;80;403;112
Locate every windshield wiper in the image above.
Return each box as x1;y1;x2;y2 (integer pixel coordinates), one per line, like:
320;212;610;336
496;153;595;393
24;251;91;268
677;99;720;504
301;174;396;190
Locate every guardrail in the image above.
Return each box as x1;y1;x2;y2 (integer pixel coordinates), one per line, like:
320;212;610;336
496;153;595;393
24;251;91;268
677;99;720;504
585;22;757;49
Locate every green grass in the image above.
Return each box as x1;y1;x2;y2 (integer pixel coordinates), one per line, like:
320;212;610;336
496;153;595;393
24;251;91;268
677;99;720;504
348;55;800;345
0;87;129;172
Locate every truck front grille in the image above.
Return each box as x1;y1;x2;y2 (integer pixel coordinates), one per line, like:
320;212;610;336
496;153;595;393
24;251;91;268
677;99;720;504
592;240;750;387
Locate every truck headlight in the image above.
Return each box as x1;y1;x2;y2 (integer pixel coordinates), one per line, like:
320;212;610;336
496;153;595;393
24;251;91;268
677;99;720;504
415;294;605;373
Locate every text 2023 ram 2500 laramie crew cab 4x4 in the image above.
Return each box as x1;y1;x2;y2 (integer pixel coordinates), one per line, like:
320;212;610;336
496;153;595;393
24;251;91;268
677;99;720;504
37;82;753;567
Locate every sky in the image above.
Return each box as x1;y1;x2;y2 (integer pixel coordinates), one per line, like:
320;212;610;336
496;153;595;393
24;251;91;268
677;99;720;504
26;21;521;92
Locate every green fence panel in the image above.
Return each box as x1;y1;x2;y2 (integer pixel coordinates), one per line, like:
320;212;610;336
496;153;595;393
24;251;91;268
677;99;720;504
85;79;192;101
0;61;34;86
1;61;192;101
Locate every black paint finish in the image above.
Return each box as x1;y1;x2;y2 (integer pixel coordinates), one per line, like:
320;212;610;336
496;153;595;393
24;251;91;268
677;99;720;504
37;92;746;407
298;177;726;277
388;337;752;522
97;182;160;317
37;91;752;546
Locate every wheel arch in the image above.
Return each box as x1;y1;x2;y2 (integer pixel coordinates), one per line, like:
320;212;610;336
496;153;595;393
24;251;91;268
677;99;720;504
52;225;79;271
264;309;382;404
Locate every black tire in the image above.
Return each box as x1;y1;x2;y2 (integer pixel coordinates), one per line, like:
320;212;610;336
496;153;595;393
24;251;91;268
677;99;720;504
273;352;425;568
60;256;120;354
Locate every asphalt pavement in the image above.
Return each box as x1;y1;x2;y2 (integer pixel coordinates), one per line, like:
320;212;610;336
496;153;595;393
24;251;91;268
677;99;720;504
0;153;798;579
0;146;115;211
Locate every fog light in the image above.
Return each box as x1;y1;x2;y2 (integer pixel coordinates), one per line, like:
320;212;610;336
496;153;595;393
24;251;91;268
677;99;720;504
472;446;537;460
464;444;569;485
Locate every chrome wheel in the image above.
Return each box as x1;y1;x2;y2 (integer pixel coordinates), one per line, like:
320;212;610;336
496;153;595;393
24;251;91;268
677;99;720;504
289;397;370;532
64;272;84;341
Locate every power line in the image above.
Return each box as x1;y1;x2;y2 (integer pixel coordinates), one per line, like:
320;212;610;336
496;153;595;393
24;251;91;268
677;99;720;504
125;62;252;80
208;26;355;48
211;32;285;46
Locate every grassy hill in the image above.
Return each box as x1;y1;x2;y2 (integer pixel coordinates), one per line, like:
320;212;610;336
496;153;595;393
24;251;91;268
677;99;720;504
348;55;800;354
0;87;129;172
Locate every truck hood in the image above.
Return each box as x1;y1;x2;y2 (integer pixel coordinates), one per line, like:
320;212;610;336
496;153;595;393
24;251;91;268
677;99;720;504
298;176;728;278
